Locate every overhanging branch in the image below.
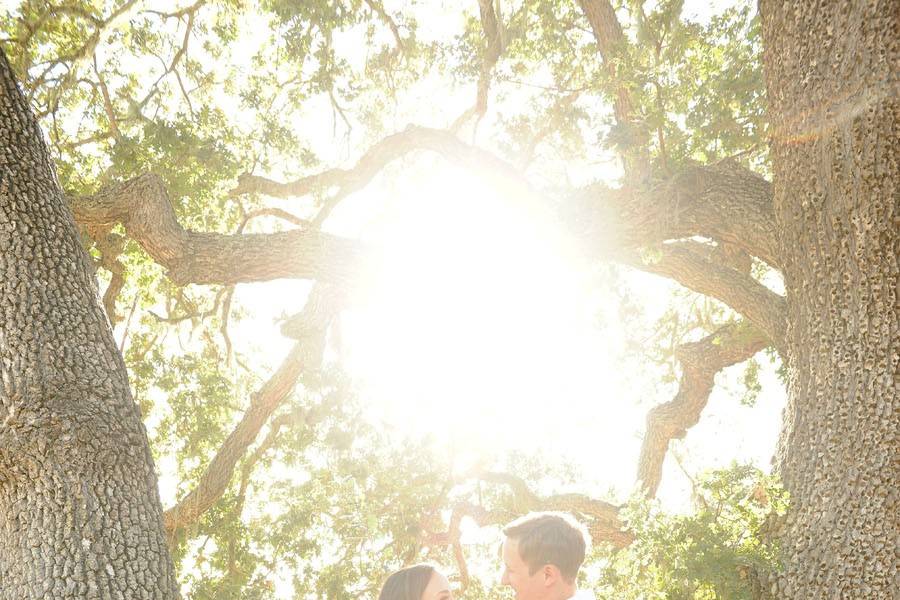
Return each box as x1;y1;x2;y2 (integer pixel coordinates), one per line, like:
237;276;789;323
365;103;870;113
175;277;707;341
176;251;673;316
230;125;532;202
74;128;779;339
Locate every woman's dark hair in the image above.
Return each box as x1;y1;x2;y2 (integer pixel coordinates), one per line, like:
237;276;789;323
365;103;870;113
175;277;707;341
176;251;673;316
377;564;435;600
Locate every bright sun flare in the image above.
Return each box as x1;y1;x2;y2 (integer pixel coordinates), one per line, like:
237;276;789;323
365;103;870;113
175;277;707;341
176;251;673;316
227;161;655;503
222;159;782;512
340;165;626;467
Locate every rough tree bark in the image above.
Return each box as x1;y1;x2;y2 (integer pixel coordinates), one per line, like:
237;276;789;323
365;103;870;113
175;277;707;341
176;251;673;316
760;1;898;597
0;52;179;598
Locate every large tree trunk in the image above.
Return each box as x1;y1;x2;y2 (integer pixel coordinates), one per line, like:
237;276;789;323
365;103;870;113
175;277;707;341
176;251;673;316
0;52;179;598
760;2;898;597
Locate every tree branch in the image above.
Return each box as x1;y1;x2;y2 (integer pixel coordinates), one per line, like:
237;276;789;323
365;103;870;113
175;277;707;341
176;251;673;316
619;241;786;349
427;471;632;550
575;0;649;179
69;174;364;286
570;159;780;268
450;0;506;133
27;0;142;115
363;0;407;58
73;128;778;335
234;124;538;230
636;322;770;496
237;129;778;275
575;0;634;125
230;125;520;200
475;471;630;547
88;228;127;323
162;285;336;536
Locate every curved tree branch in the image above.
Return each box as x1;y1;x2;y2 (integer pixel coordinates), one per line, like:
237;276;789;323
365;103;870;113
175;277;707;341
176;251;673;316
87;228;127;324
475;471;630;547
236;128;781;273
636;322;770;497
234;128;778;271
230;125;530;201
73;128;778;337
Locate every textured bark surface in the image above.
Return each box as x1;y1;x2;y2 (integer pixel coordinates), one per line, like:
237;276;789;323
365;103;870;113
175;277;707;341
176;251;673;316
760;2;899;597
0;52;179;598
571;159;779;267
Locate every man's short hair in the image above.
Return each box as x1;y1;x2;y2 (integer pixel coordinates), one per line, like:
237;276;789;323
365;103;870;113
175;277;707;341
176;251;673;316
503;512;590;582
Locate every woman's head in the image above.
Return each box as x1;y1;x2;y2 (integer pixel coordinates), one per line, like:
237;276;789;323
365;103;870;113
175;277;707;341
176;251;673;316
377;564;452;600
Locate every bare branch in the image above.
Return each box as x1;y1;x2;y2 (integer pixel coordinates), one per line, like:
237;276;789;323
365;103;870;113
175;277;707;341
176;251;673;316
231;126;459;200
118;294;140;355
90;230;127;323
92;54;120;141
147;287;226;324
636;322;770;496
231;125;537;226
220;286;235;364
242;207;309;229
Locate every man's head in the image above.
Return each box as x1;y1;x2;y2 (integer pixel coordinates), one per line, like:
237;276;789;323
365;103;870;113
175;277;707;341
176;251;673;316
500;512;590;600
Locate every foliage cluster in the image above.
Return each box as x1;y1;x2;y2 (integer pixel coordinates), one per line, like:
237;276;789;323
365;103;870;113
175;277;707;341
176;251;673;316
591;465;787;600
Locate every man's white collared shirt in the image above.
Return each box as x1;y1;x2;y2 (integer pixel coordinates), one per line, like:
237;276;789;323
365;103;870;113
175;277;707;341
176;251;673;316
569;590;597;600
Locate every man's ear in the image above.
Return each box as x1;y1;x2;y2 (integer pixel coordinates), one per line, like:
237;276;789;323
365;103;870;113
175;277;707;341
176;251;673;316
542;564;562;587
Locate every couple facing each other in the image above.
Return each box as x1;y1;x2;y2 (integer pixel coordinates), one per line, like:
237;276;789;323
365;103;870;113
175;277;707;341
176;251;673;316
378;511;594;600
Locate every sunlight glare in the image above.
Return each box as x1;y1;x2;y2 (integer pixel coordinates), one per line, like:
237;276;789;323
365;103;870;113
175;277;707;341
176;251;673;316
344;166;621;462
